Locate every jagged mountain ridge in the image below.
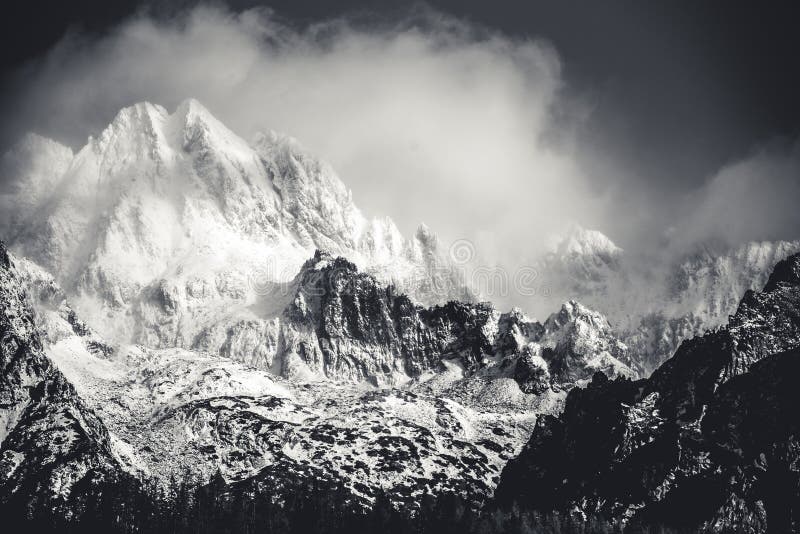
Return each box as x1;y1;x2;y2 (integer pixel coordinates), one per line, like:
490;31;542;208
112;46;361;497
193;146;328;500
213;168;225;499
538;224;800;373
0;99;468;365
4;100;792;381
209;249;637;387
118;243;638;387
494;252;800;532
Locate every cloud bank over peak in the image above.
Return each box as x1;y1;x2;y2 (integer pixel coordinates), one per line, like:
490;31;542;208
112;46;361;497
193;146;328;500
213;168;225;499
0;3;798;311
0;5;600;251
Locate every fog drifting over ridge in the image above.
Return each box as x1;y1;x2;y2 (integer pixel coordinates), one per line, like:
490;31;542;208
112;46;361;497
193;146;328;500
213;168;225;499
1;3;799;310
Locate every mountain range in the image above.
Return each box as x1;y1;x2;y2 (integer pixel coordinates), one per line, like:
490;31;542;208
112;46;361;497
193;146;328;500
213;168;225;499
0;99;798;533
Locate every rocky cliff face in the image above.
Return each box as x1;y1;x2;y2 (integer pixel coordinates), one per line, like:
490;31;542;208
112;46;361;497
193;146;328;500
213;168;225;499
176;249;635;388
494;253;800;532
267;251;634;387
0;241;124;517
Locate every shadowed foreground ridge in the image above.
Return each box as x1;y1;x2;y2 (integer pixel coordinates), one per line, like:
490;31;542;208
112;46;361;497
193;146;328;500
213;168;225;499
0;240;131;527
494;253;800;533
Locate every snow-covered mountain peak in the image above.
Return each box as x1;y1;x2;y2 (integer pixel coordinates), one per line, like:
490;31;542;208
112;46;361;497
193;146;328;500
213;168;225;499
174;98;256;156
174;96;211;122
543;299;622;355
549;223;623;260
103;100;165;133
87;99;260;178
505;306;534;324
91;101;168;157
548;299;605;327
1;99;467;358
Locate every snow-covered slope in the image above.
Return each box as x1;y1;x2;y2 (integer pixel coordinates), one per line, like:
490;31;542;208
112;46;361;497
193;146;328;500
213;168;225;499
0;100;467;362
0;239;637;509
17;250;528;504
46;338;536;506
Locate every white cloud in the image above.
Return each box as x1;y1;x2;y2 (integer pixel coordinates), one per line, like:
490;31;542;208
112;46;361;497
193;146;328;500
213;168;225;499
677;139;800;247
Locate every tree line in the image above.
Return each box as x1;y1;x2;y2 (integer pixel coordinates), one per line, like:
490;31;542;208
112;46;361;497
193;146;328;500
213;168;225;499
0;470;697;534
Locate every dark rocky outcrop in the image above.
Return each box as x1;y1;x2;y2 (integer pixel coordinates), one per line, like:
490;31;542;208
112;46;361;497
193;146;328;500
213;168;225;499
281;251;634;387
0;240;124;518
494;254;800;533
283;252;497;381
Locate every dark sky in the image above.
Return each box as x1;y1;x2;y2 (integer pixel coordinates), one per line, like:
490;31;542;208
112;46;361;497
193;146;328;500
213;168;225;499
1;0;799;193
